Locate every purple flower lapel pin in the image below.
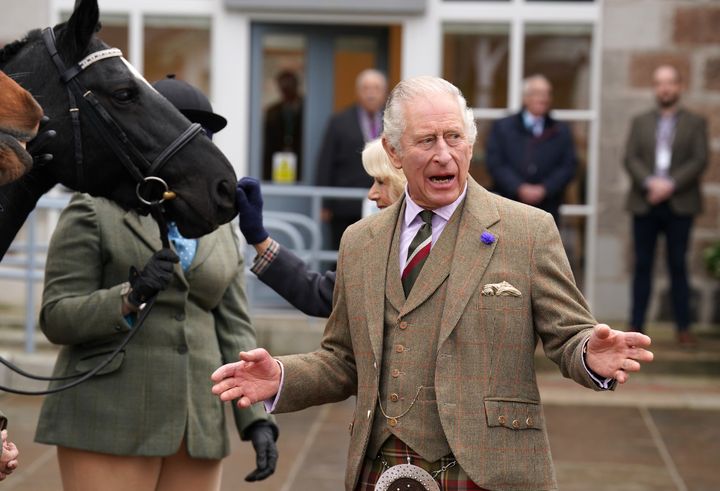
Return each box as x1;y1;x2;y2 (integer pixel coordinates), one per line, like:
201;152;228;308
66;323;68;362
481;231;496;245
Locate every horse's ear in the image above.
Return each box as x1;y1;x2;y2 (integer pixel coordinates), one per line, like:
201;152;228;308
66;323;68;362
61;0;100;62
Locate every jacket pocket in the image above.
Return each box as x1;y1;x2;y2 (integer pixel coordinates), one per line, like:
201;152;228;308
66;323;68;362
75;349;126;376
483;397;543;431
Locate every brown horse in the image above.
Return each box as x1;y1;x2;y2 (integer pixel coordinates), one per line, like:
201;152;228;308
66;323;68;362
0;70;43;186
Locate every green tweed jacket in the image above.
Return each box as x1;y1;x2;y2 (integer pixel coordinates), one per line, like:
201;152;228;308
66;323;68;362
624;108;708;215
275;178;602;491
35;193;270;459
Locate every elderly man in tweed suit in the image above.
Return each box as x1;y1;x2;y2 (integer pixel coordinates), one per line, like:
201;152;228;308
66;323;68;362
212;76;654;491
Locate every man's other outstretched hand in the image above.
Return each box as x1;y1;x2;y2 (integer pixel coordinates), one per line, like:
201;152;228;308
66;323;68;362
586;324;654;384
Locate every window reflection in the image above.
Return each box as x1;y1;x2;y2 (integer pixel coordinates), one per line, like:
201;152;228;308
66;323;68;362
144;16;211;94
261;34;306;182
523;24;592;110
443;24;510;109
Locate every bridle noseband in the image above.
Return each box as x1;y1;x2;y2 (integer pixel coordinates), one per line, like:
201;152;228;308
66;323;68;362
40;27;202;206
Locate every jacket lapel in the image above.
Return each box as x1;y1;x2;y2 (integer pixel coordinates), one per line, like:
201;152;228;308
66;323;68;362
124;210;163;252
363;199;403;365
670;109;689;167
437;179;500;351
187;232;218;274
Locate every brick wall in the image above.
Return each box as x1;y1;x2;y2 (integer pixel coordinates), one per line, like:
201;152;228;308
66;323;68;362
596;0;720;325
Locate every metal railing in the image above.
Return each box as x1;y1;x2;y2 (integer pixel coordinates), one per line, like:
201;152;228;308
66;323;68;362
0;185;368;352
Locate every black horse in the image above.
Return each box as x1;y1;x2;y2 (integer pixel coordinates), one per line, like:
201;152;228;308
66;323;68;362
0;0;238;258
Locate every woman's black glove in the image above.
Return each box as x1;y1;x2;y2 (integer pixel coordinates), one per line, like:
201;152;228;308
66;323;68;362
27;115;55;167
127;248;179;308
244;420;279;482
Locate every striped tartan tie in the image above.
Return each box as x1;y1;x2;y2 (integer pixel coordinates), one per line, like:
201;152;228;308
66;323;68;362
402;210;434;296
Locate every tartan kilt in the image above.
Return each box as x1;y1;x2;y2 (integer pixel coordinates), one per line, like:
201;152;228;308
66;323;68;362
355;436;488;491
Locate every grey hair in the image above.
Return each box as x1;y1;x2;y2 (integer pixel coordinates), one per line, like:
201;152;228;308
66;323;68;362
522;74;551;96
383;76;477;153
356;69;387;90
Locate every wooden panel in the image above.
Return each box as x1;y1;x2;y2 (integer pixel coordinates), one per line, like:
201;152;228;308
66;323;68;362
333;51;375;111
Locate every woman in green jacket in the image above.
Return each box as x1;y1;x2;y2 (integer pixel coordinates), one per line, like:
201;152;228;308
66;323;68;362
34;77;277;491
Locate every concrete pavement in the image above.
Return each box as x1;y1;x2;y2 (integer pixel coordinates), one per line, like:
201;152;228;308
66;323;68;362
1;323;719;490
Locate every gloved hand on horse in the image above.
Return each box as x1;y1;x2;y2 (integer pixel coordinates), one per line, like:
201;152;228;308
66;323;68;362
236;177;269;245
127;248;179;309
244;420;279;482
26;115;56;167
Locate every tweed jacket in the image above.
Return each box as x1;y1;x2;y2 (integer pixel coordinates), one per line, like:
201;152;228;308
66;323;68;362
624;108;708;215
316;105;375;218
35;193;270;459
257;245;334;318
274;178;601;491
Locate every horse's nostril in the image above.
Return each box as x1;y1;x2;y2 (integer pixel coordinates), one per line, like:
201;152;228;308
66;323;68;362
213;178;235;208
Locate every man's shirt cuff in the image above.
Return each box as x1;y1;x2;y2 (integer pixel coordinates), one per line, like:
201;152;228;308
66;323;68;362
251;239;280;276
582;337;614;390
263;359;284;413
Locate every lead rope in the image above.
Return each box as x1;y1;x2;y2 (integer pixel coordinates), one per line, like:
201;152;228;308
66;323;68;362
0;203;170;395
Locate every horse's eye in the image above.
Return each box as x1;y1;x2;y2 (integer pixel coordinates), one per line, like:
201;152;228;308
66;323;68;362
113;88;136;103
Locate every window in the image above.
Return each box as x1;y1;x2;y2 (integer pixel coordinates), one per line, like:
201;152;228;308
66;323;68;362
523;24;592;110
143;16;211;94
443;24;510;109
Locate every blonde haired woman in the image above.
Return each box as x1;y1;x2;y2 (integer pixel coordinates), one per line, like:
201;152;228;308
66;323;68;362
238;138;406;317
361;138;406;213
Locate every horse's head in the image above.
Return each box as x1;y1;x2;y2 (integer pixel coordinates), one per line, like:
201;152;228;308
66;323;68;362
0;71;43;185
1;0;238;238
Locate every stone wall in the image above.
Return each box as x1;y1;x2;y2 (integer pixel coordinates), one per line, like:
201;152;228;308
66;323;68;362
596;0;720;325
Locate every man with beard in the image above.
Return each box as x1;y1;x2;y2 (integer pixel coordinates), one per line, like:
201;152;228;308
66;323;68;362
624;65;708;346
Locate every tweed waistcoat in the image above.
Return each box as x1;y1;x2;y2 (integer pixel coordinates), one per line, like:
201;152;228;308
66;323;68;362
367;202;464;462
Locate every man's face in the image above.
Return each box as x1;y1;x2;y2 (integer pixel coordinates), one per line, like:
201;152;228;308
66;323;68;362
357;74;387;114
384;93;472;210
523;78;552;117
653;67;681;109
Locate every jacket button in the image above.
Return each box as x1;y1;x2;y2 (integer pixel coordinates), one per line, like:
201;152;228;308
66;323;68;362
177;344;188;354
175;312;185;321
526;416;534;427
399;321;408;330
388;417;398;427
498;415;507;425
391;368;400;378
390;393;399;402
395;345;404;353
512;419;520;429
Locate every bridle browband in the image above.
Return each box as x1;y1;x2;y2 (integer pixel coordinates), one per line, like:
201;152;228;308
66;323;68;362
40;26;202;205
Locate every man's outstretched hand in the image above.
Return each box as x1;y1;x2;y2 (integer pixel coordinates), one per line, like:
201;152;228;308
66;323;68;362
211;349;282;408
586;324;654;384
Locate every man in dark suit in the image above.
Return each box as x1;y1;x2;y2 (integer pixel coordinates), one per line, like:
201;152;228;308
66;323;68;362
624;64;708;345
262;70;303;182
316;69;387;250
486;74;577;223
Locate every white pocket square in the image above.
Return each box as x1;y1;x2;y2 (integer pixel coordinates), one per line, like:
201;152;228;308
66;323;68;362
481;281;522;297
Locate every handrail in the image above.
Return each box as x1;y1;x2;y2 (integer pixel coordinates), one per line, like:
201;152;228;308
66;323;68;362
0;185;369;352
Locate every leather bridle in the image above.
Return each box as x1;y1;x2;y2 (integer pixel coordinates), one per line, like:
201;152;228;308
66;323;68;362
40;26;202;206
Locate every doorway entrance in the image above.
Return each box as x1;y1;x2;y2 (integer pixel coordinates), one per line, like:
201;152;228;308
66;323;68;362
248;22;400;185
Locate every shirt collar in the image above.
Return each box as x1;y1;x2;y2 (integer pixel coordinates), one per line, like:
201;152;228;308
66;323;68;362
522;109;543;127
404;182;468;227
